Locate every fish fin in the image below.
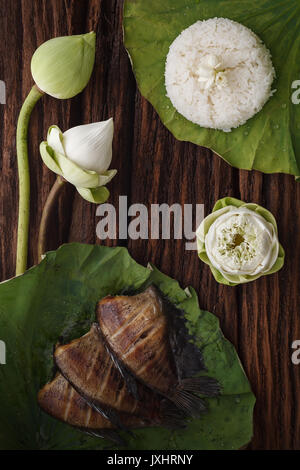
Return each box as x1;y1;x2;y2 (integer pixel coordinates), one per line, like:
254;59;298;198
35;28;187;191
170;386;207;417
181;376;221;397
106;345;139;400
95;324;140;401
170;377;221;417
91;405;134;438
81;428;125;446
89;403;129;433
160;399;188;429
159;289;206;379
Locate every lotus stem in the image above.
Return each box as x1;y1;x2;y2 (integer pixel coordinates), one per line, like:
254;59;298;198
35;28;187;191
16;84;44;275
38;175;66;261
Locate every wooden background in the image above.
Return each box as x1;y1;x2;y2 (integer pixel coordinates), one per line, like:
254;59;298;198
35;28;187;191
0;0;299;450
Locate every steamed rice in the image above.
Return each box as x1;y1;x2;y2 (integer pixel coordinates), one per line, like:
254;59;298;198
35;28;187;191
165;18;275;132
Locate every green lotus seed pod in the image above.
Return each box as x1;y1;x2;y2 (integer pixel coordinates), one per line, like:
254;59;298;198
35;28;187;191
31;32;96;99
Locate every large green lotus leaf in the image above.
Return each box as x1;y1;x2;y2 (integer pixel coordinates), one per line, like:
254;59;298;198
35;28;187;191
0;243;254;450
123;0;300;176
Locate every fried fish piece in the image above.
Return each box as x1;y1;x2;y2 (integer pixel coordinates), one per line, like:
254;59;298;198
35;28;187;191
97;286;220;416
54;323;183;429
38;373;149;444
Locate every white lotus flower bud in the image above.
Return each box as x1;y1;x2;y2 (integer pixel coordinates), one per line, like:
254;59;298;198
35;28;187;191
40;119;117;204
63;119;113;174
196;198;284;285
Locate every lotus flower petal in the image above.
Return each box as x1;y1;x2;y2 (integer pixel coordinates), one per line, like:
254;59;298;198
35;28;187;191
98;169;117;186
196;197;285;285
39;142;63;176
76;186;110;204
54;151;100;188
47;126;66;156
63;119;114;174
40;119;116;204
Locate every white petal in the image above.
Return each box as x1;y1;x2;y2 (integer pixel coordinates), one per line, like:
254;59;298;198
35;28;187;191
207;54;222;68
204;78;215;89
204;207;279;277
63;118;114;174
216;72;228;89
47;126;66;155
197;65;215;79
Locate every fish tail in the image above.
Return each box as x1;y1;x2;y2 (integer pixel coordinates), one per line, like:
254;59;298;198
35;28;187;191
170;377;220;417
181;376;221;397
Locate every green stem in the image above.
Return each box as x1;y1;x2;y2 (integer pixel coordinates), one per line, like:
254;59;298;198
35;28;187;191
16;84;44;276
38;175;66;261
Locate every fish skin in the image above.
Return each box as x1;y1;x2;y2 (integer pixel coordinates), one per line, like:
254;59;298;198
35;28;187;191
97;287;177;395
97;286;220;416
38;373;148;443
54;323;176;427
97;287;183;395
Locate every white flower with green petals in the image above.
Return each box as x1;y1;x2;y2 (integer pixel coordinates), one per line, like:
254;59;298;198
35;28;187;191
40;119;117;203
196;197;285;285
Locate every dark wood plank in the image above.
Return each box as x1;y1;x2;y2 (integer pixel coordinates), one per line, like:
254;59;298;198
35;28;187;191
67;0;136;248
0;0;299;450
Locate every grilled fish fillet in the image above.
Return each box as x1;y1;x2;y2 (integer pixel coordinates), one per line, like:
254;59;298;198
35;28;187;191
97;286;220;416
54;323;183;429
38;373;149;444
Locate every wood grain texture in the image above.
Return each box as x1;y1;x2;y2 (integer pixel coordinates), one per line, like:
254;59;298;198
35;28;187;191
0;0;299;450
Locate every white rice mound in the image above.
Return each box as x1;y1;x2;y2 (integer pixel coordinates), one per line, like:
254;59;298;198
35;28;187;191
165;18;275;132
